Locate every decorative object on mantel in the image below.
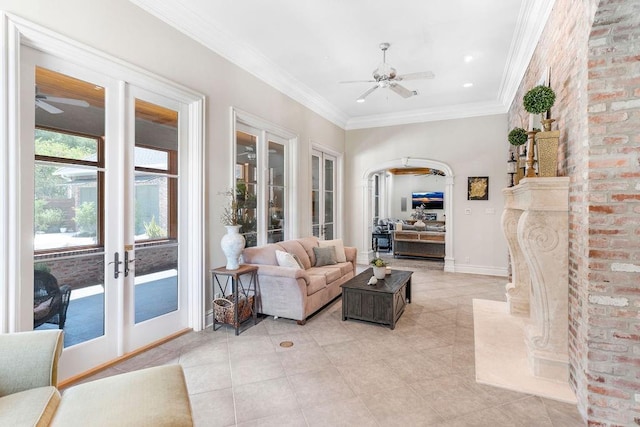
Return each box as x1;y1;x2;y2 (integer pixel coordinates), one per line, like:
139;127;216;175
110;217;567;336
370;254;387;279
523;85;556;131
508;127;528;147
507;151;518;187
219;189;246;270
535;130;560;177
467;177;489;200
525;131;538;178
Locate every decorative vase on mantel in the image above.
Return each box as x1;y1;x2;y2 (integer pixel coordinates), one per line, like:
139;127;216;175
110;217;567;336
220;225;245;270
541;118;555;131
535;130;560;177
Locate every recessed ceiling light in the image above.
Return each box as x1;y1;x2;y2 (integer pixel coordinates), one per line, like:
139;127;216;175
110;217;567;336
464;55;474;63
463;83;473;88
356;98;365;103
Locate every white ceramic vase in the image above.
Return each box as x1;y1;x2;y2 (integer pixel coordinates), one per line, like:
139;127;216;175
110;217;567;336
373;266;386;280
221;225;245;270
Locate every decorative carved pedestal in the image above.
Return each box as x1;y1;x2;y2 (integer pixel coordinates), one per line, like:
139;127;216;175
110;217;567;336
502;177;570;381
501;190;530;316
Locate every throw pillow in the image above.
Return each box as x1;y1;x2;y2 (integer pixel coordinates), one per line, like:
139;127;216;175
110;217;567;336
313;246;337;267
319;239;346;262
276;250;303;269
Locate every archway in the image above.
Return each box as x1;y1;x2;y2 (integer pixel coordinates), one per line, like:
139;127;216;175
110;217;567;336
361;157;455;272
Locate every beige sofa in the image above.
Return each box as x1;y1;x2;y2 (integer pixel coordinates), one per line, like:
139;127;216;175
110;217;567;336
0;330;193;426
242;237;357;324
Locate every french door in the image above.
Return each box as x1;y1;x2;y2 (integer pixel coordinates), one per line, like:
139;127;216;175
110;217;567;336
311;149;336;240
23;48;190;379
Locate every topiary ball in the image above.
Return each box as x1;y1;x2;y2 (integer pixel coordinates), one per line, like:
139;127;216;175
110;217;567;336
523;85;556;115
508;127;528;146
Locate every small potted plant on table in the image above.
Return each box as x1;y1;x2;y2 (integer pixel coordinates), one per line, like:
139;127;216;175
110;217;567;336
370;256;388;280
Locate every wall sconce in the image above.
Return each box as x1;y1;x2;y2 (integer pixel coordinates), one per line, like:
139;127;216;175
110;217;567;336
507;151;517;187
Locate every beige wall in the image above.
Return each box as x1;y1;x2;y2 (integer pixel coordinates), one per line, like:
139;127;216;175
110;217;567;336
345;114;510;275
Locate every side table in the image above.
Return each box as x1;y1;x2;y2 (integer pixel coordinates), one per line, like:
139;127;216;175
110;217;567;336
211;264;259;335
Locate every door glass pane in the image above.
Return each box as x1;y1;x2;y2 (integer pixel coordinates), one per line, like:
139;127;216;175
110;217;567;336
134;99;179;323
236;130;258;247
311;154;320;237
324;157;335;239
267;141;285;244
33;67;106;348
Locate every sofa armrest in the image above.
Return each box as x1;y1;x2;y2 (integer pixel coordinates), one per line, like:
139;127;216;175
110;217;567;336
344;246;357;271
0;330;63;396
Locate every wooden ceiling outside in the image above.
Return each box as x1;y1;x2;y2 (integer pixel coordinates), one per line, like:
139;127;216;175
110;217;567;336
388;167;444;176
36;67;178;127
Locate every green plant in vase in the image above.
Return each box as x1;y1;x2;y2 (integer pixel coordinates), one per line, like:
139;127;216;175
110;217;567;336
523;85;556;131
508;127;528;146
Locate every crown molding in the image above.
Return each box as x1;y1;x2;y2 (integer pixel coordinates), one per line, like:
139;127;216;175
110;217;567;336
498;0;556;109
345;100;507;130
131;0;554;131
129;0;349;129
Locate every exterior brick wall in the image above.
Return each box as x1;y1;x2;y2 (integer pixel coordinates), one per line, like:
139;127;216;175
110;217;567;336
35;244;178;290
508;0;640;424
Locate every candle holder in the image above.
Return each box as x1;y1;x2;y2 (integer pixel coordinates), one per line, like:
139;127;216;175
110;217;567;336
525;130;538;178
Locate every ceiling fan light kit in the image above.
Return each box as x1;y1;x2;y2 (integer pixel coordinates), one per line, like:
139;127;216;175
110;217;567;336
342;42;434;103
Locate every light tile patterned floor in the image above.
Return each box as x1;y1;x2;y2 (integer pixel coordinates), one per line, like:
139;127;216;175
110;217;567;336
79;257;585;426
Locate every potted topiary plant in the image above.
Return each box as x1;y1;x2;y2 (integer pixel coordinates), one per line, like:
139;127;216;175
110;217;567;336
508;127;528;146
523;85;556;131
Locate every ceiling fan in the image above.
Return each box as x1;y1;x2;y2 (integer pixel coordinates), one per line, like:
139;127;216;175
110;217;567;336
238;147;257;160
35;88;90;114
341;42;435;103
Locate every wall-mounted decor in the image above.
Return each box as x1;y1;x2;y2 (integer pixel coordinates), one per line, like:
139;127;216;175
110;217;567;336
468;177;489;200
412;191;444;209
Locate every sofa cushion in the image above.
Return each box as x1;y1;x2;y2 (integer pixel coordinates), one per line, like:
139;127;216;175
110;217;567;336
275;250;303;269
306;274;326;295
335;261;354;276
313;246;337;266
277;240;312;269
319;239;347;263
308;266;342;284
0;386;60;427
51;365;192;427
242;243;281;266
297;236;320;265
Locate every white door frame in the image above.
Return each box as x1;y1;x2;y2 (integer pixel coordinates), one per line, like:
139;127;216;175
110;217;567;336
311;142;343;239
361;158;455;272
0;13;205;354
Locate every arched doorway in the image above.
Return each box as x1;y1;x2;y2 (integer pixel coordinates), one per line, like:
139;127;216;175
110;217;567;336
361;157;455;272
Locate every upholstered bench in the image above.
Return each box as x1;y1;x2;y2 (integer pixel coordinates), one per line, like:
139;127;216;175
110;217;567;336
0;330;193;427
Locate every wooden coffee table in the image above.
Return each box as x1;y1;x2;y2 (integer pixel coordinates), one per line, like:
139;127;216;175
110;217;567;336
341;268;412;330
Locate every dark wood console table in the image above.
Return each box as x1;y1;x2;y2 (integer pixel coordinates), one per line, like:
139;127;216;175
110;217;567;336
393;230;445;259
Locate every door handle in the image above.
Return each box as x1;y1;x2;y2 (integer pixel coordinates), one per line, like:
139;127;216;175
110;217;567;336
124;251;136;277
108;252;123;279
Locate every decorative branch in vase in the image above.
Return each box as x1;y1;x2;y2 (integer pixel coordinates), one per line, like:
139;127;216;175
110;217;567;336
219;189;245;270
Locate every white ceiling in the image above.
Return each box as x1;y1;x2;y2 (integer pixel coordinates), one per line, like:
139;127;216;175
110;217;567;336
130;0;554;129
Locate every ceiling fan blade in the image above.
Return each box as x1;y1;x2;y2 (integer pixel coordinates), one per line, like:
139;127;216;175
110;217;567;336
395;71;435;81
357;85;378;102
389;83;416;98
42;96;90;107
339;79;376;84
36;99;64;114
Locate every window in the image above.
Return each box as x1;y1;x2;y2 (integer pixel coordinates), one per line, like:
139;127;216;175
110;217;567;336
34;127;103;252
234;111;294;247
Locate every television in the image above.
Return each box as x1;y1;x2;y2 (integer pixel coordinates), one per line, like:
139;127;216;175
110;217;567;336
412;191;444;209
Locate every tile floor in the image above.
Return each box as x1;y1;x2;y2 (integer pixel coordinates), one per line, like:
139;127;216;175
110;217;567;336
77;257;585;426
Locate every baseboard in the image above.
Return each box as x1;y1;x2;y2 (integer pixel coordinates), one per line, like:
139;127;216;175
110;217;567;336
453;263;508;277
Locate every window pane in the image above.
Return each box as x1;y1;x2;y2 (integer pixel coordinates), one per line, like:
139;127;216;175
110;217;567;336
135;146;168;170
324;158;334;191
35;129;98;161
34;164;98;250
135;175;170;240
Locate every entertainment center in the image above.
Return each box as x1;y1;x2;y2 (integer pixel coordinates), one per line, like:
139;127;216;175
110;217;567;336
393;221;445;259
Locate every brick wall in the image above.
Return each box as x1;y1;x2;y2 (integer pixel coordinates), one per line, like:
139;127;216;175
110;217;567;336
585;1;640;424
508;0;640;424
35;244;178;290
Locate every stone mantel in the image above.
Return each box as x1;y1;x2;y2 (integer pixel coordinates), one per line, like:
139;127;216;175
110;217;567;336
502;177;570;381
507;177;570;211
